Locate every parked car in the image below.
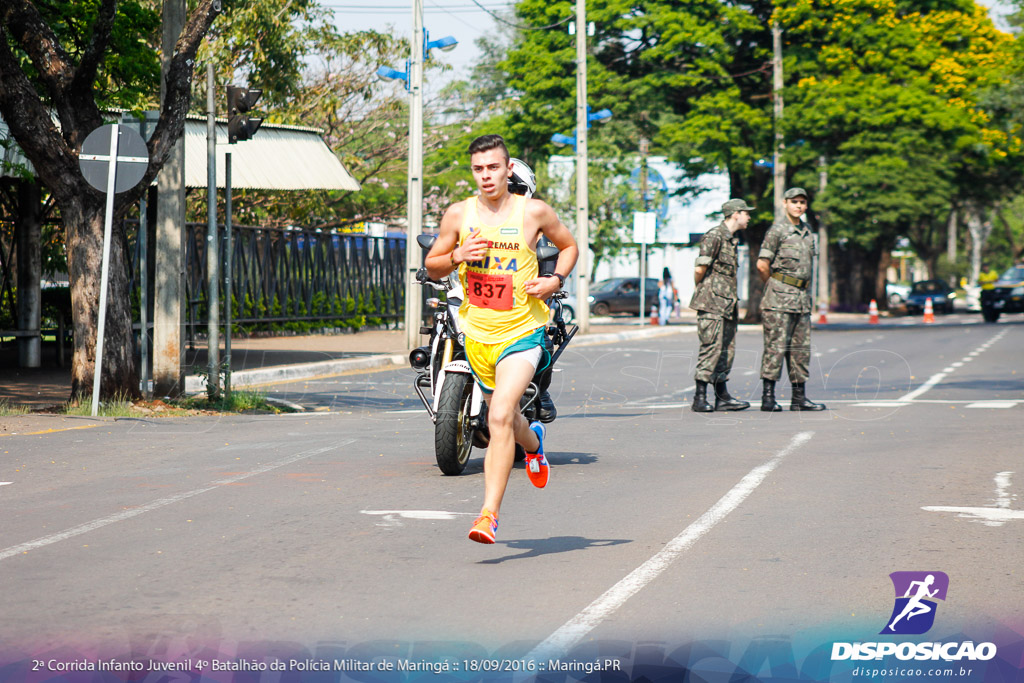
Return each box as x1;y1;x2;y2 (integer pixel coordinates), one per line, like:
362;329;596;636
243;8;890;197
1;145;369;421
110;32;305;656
980;265;1024;323
587;277;660;317
904;279;956;314
886;282;911;308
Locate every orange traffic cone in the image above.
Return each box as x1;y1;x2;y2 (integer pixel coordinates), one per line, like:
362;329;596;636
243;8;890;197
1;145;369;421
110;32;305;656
650;304;658;325
817;301;828;325
868;299;879;324
923;297;935;323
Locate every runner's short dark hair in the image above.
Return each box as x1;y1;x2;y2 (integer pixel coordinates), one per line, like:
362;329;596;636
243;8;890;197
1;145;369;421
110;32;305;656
468;134;510;162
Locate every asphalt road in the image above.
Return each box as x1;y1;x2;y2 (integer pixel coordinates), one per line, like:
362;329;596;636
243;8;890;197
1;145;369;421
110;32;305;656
2;316;1022;682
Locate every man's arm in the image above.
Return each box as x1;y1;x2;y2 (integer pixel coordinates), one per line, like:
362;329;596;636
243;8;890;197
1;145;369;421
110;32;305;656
757;225;781;283
424;202;487;280
524;201;579;300
694;230;721;285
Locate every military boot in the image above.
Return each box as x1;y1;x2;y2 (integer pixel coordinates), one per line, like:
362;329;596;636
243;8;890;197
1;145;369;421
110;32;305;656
691;381;715;413
538;389;557;423
714;381;750;411
761;379;783;412
790;383;826;411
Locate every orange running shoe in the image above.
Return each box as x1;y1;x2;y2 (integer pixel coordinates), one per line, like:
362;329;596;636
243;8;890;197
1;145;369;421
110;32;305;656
468;508;498;544
524;421;549;488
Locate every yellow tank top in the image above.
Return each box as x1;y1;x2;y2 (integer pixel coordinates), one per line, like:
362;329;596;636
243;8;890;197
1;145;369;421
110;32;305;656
457;195;549;343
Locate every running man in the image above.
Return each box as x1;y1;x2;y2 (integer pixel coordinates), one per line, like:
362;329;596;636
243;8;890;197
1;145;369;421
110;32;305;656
888;574;939;631
425;134;578;544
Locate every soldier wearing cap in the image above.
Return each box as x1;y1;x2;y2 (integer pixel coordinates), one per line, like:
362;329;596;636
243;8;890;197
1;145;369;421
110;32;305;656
689;198;753;412
756;187;826;411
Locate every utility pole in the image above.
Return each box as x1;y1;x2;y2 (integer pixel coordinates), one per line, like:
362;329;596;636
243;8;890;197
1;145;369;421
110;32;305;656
205;64;220;400
947;208;958;265
404;0;425;350
639;137;649;325
575;0;590;334
817;156;829;307
772;22;786;222
154;0;186;397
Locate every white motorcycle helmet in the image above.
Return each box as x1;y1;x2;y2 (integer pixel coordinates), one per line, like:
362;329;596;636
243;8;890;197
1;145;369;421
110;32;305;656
508;158;536;198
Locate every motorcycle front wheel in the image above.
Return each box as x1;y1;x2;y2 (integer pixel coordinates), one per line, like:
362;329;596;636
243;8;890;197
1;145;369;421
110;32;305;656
435;373;475;475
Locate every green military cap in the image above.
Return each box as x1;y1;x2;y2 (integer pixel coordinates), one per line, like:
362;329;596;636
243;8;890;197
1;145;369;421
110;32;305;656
722;198;755;217
784;187;808;200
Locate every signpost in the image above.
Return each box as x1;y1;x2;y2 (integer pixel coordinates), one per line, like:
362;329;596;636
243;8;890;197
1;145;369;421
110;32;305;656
79;123;150;416
633;211;656;325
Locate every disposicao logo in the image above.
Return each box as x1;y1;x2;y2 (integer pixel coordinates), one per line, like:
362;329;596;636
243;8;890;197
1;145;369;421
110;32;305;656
831;570;997;663
881;571;949;635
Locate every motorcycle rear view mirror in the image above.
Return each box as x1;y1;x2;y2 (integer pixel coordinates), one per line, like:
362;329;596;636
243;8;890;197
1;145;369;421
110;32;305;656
536;244;559;263
417;234;437;251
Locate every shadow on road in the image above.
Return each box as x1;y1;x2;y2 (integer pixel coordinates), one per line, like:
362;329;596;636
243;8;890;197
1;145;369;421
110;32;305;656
479;536;631;564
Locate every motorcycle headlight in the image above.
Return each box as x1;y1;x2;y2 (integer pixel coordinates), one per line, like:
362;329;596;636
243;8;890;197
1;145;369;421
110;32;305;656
457;333;466;347
587;295;595;303
1011;286;1024;297
426;297;440;309
948;292;956;299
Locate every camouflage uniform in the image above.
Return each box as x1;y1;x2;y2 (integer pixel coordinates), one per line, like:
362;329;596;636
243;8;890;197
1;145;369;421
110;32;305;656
759;218;815;382
690;221;739;383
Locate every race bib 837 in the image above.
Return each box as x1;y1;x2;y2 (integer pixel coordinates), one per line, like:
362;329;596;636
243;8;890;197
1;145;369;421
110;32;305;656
466;271;513;310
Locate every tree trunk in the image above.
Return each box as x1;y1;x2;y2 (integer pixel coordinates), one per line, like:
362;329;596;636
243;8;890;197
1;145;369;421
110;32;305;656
876;250;892;311
64;196;140;400
15;179;43;367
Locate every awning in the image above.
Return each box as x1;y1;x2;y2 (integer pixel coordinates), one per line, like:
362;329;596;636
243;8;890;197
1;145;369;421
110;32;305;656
183;118;361;191
1;115;361;192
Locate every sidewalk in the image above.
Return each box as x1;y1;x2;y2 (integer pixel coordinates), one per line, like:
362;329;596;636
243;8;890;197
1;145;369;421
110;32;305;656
0;307;948;411
0;316;696;410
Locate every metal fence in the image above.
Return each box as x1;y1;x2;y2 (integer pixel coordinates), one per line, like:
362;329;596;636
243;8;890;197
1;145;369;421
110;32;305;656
2;221;407;339
180;223;406;334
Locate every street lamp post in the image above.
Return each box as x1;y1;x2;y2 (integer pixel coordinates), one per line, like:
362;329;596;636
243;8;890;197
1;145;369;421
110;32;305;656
551;106;611;331
378;17;456;350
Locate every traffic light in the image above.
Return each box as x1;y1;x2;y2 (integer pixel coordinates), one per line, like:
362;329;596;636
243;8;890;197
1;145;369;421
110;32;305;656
226;85;263;143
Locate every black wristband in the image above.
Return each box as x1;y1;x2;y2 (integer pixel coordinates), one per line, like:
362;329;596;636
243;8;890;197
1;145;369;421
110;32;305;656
549;273;565;288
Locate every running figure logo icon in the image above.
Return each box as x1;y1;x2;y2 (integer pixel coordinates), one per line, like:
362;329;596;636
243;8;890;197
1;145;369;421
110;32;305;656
881;571;949;635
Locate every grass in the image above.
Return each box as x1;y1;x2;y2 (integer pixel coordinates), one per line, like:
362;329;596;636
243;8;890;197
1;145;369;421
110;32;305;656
1;390;295;417
0;398;31;416
176;389;295;414
62;393;138;417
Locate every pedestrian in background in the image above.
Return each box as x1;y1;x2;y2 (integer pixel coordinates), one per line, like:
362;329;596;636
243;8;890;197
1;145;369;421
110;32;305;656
658;276;674;325
757;187;826;412
689;198;753;412
979;263;999;291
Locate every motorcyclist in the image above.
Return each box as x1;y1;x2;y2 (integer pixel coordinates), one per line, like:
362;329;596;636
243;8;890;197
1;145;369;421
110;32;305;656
507;158;559;424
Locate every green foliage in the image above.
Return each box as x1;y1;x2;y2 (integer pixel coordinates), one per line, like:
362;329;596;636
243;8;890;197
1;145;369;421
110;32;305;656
20;0;161;111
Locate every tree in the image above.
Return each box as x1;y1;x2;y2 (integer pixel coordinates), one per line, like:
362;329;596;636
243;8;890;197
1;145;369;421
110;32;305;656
779;0;1022;308
0;0;220;399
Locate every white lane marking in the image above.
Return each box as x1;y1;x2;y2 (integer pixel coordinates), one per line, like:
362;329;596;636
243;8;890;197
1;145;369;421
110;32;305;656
0;482;12;486
897;372;948;402
851;402;910;408
896;329;1008;402
923;472;1022;527
526;431;814;662
965;402;1018;409
360;510;477;528
996;471;1014;508
827;348;838;354
0;440;351;562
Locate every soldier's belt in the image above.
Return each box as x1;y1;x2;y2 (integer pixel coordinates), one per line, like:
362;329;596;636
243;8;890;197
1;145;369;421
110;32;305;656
771;272;809;289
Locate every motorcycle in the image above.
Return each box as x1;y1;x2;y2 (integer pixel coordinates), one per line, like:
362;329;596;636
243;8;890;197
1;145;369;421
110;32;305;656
409;233;576;475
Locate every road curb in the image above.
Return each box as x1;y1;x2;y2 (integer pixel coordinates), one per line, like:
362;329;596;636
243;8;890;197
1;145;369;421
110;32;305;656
184;326;693;393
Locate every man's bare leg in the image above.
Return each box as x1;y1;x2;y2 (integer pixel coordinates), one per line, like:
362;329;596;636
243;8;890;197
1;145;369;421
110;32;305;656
481;356;541;517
